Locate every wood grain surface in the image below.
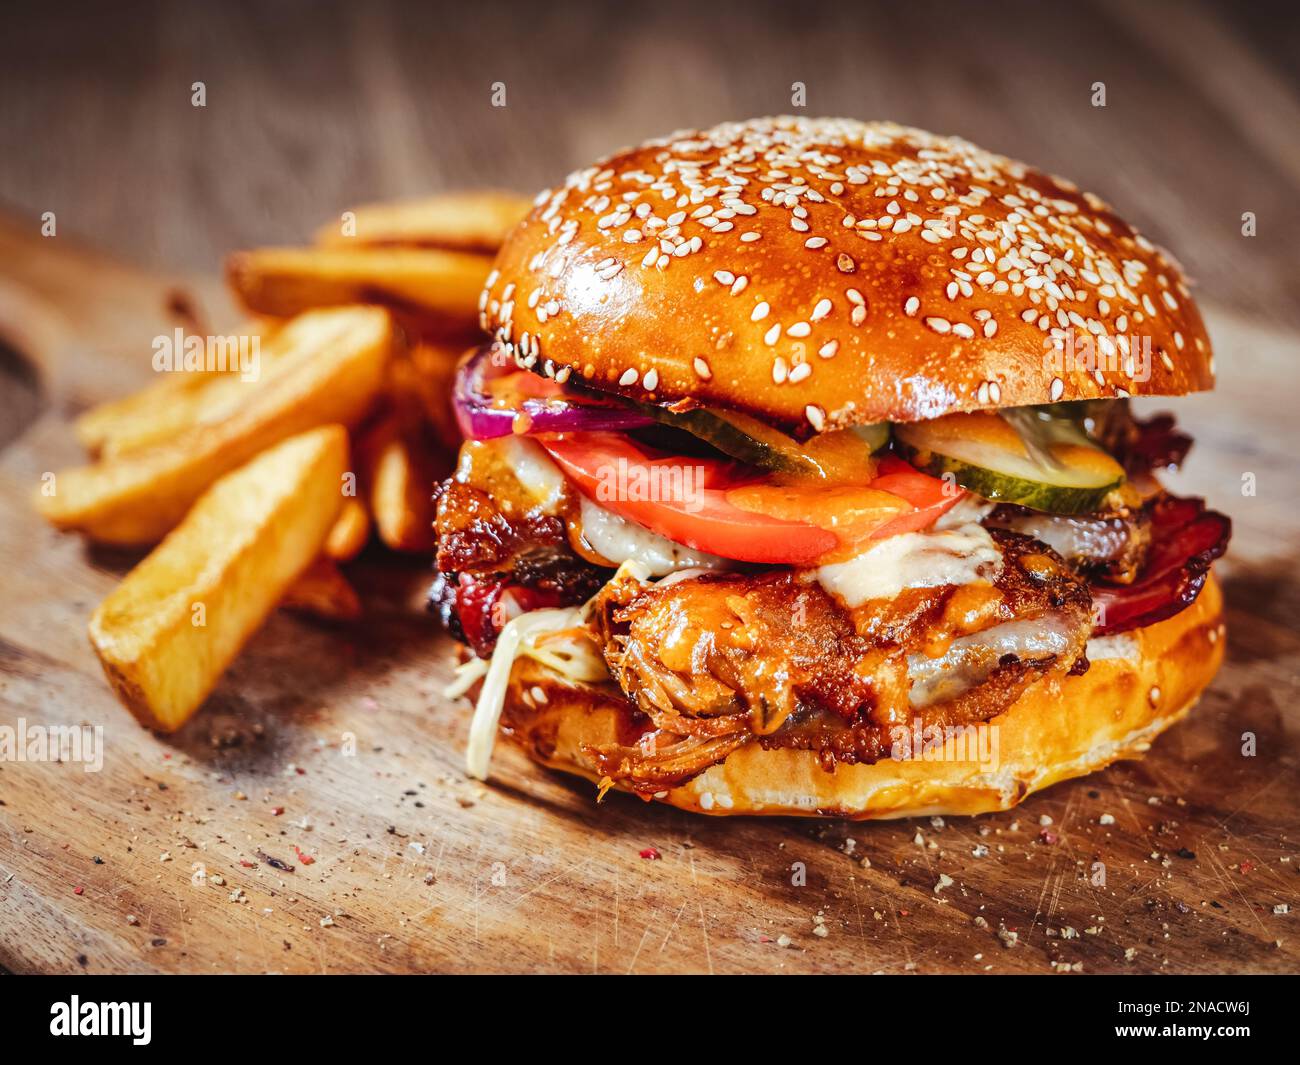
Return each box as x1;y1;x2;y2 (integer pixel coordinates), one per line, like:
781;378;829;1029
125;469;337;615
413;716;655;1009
1;0;1298;975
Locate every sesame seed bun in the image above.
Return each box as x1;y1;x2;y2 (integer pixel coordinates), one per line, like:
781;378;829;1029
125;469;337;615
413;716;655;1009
481;117;1214;432
494;571;1224;819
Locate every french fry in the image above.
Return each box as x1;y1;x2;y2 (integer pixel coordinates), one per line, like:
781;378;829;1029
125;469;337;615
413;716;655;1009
281;557;362;621
91;312;353;459
74;319;281;456
313;190;532;253
323;496;370;561
91;335;292;461
225;246;491;322
399;341;464;453
88;425;348;732
359;413;443;554
36;306;392;544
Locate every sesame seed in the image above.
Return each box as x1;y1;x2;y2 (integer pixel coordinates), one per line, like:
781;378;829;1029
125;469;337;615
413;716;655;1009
772;358;788;384
818;340;839;358
643;368;659;391
764;323;782;345
495;119;1195;402
806;404;826;431
789;362;812;383
693;357;712;379
618;368;638;387
751;301;770;322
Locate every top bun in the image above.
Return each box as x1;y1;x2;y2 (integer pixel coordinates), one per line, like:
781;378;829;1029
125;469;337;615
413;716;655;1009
481;117;1213;432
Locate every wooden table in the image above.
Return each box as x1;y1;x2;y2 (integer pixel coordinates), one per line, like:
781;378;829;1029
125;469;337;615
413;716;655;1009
1;0;1298;974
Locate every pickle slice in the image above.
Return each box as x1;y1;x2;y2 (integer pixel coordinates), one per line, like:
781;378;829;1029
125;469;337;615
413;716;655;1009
894;410;1125;514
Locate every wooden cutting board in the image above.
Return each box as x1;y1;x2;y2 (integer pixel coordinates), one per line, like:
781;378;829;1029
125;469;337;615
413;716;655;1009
1;217;1297;975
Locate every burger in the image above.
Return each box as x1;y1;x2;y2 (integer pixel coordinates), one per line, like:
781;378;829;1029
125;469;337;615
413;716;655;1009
430;117;1230;819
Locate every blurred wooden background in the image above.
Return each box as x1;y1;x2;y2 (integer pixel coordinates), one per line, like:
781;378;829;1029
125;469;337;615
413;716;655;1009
1;0;1298;328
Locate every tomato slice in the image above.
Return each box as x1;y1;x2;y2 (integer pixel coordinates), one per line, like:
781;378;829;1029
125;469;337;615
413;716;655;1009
540;433;836;564
538;434;963;566
867;456;965;538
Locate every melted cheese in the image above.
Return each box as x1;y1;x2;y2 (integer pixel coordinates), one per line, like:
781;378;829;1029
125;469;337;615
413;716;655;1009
933;495;996;529
907;616;1076;707
494;436;567;511
578;496;730;576
813;523;1003;608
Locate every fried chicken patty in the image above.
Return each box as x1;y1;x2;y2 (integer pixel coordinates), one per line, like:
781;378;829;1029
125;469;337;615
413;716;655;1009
586;530;1093;792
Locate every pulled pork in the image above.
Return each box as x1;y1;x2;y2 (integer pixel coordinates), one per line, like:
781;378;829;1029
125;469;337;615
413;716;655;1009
430;478;605;657
585;531;1092;792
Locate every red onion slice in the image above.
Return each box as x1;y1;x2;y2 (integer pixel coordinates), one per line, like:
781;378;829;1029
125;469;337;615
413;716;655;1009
454;346;655;440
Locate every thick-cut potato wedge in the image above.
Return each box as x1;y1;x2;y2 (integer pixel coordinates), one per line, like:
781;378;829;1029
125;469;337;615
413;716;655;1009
86;325;303;459
75;319;281;455
359;413;443;554
323;496;370;562
89;426;348;732
35;306;392;544
398;341;464;453
313;190;531;253
281;557;362;621
226;246;491;322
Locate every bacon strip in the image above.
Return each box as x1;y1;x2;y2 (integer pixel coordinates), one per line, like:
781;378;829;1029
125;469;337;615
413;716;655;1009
1091;495;1230;635
1122;412;1193;474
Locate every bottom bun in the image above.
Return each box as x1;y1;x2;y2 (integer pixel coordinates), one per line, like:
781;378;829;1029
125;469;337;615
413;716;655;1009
498;572;1225;819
